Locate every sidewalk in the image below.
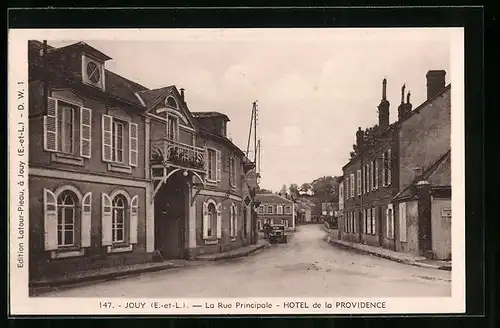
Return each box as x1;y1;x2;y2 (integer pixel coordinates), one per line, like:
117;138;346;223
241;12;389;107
30;241;270;294
195;240;269;261
325;234;452;271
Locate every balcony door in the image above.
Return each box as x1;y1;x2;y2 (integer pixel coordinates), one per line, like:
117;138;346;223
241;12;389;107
166;115;179;142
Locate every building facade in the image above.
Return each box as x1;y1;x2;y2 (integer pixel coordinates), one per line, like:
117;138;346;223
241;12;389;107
256;194;295;231
339;70;451;259
28;40;256;282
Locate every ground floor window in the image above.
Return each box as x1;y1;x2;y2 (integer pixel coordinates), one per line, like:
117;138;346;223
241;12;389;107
282;219;289;228
258;220;263;231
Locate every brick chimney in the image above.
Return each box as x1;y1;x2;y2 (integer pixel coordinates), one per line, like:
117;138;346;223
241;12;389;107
398;84;413;121
378;78;390;130
426;70;446;100
180;88;185;101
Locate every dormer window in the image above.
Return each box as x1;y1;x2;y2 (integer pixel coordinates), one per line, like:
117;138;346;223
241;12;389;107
166;96;178;109
82;55;105;90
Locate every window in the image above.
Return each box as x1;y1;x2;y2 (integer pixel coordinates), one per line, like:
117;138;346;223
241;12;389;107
44;187;92;255
375;160;379;189
371;207;376;236
258;205;264;214
366;164;371;193
350;173;355;198
283;219;289;228
339;183;344;208
166;96;178;108
43;97;92;159
206;148;221;182
101;192;138;249
277;205;283;215
167;116;178;141
243;206;248;238
230;203;237;238
357;170;362;196
203;200;221;240
367;208;372;235
382;149;392;186
111;195;127;243
102;114;138;167
267;205;273;214
345;177;349;199
58;105;75;154
284;205;292;214
82;56;104;90
386;204;394;239
57;190;77;246
258;220;263;231
371;160;376;189
230;155;237;187
112;120;124;163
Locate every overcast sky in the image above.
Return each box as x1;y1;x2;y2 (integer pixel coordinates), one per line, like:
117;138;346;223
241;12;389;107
50;28;452;192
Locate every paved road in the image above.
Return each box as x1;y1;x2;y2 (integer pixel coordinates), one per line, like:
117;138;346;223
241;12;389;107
42;224;451;297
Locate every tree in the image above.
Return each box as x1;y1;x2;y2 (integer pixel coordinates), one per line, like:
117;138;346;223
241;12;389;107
257;188;273;194
311;176;340;202
279;184;287;196
299;183;312;195
289;183;299;198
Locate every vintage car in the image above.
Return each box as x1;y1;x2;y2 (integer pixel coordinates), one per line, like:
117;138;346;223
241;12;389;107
268;224;287;244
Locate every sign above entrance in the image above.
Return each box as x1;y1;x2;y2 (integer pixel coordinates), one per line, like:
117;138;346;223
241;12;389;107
245;169;259;189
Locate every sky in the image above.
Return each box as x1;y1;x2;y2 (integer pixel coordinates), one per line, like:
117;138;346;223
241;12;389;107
49;28;452;192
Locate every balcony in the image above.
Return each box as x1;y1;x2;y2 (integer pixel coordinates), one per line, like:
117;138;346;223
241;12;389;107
150;138;206;173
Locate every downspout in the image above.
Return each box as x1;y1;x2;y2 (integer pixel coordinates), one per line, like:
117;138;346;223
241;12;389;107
43;40;48;113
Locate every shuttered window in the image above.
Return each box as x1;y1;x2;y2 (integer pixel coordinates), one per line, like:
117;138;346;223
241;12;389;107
44;97;93;159
102;114;138;168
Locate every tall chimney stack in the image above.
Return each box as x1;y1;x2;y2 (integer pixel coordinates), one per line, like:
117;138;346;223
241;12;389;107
378;78;390;130
426;70;446;100
180;88;185;101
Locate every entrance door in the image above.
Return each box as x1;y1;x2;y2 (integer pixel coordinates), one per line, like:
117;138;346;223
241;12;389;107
378;206;384;246
243;206;248;240
154;172;187;259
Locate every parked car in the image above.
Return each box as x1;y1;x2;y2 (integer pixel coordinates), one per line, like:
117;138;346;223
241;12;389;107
269;224;287;244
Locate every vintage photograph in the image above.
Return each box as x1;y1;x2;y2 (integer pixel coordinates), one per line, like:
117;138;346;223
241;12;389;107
9;27;465;314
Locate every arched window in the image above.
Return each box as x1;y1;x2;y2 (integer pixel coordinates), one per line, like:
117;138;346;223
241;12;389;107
57;190;77;246
112;194;127;243
166;96;178;109
207;203;216;237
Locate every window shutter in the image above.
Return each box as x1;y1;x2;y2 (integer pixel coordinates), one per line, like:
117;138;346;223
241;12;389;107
101;114;113;162
229;205;234;237
80;107;92;158
129;195;139;244
101;193;112;246
216;150;221;182
375;160;379;189
370;161;374;189
204;148;209;174
43;189;58;250
399;202;407;242
44;97;58;152
382;153;386;187
202;202;209;239
129;122;139;167
216;203;222;238
388;149;392;185
81;192;92;248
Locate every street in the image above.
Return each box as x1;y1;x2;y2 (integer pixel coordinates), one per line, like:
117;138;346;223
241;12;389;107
40;224;451;298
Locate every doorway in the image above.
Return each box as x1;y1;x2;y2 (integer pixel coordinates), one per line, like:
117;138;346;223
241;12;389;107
154;172;188;259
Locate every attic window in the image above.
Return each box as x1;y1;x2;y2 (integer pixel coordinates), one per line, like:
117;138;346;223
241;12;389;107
166;97;178;109
82;55;105;90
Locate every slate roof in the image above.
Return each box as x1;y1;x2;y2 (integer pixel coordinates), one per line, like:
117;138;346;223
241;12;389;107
192;111;230;121
393;150;451;200
29;40;149;108
136;86;176;108
255;193;294;204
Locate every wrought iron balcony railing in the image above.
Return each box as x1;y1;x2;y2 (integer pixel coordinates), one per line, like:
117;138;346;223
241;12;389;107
150;138;206;172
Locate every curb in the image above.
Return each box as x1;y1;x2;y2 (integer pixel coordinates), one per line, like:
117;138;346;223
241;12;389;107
29;262;189;290
326;239;451;271
195;244;269;261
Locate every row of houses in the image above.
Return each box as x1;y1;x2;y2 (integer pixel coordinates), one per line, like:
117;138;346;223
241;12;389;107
337;70;452;261
28;40;259;281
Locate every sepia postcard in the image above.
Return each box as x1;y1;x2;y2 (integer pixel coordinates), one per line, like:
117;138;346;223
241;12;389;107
8;27;465;316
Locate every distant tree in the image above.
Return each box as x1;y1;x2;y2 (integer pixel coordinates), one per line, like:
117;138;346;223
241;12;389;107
279;184;288;196
311;176;340;203
299;183;312;195
289;183;299;198
258;188;273;194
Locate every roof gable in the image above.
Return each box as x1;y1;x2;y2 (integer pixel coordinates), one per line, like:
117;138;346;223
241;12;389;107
139;86;197;129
